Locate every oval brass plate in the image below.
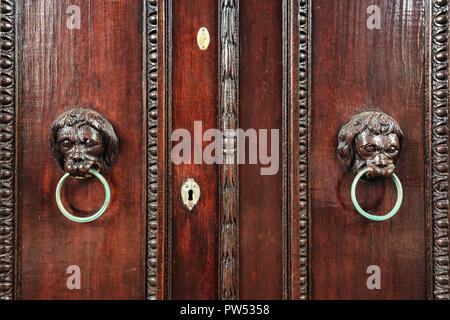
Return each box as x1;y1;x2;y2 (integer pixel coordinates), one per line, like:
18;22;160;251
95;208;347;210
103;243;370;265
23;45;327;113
181;178;200;211
197;27;210;51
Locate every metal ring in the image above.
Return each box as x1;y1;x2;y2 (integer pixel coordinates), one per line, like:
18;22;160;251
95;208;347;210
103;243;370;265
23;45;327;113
56;169;111;223
351;167;403;221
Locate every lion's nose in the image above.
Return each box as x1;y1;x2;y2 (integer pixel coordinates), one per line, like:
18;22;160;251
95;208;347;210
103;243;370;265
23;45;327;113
71;145;85;163
72;152;83;163
373;155;388;168
376;162;388;168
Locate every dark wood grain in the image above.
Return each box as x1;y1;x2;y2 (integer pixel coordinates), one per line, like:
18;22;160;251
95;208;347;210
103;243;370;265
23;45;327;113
170;0;219;299
18;0;144;299
155;0;167;301
311;0;426;299
8;0;448;300
239;0;284;300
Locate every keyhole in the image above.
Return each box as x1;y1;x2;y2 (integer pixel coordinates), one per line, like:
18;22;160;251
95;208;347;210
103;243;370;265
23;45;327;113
181;179;200;211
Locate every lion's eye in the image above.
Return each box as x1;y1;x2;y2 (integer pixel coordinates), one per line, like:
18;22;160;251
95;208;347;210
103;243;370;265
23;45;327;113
386;146;398;153
363;145;376;153
84;138;98;147
60;139;73;148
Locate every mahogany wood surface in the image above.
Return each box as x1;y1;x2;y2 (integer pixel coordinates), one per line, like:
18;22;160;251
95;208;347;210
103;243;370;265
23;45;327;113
170;0;219;299
6;0;447;300
18;0;145;299
310;0;426;299
239;0;284;300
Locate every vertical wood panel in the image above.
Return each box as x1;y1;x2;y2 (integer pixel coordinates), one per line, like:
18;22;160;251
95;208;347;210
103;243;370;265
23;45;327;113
239;0;284;299
311;0;426;299
19;0;144;299
170;0;219;299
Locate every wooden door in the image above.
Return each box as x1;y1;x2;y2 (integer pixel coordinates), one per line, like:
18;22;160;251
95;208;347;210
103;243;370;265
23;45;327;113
0;0;448;300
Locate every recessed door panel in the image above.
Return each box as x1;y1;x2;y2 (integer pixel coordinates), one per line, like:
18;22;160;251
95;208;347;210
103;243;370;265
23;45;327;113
18;0;144;299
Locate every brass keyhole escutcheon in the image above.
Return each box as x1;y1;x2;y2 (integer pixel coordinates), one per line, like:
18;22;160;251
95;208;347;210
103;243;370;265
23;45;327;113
197;27;210;50
181;178;200;211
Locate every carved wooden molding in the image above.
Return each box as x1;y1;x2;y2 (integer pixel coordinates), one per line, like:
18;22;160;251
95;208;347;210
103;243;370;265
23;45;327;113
219;0;239;300
430;0;449;300
0;0;16;301
146;0;159;300
297;0;310;300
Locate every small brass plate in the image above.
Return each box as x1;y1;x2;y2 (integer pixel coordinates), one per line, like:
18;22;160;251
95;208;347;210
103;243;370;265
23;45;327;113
197;27;210;51
181;178;200;211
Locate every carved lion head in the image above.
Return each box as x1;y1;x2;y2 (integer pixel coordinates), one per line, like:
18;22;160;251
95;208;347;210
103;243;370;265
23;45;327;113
50;107;119;178
337;111;403;179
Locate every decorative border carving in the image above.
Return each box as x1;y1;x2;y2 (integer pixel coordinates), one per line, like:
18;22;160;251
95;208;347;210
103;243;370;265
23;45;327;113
297;0;310;300
146;0;159;300
0;0;15;301
0;0;16;301
281;0;288;300
219;0;239;300
431;0;449;300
